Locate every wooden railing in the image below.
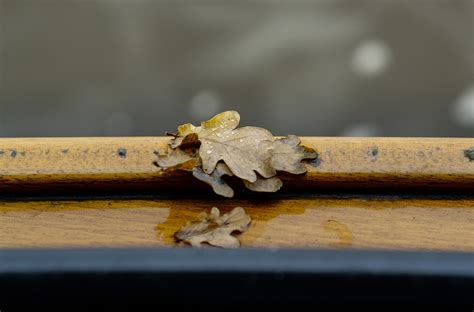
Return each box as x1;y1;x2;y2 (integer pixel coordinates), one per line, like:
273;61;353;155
0;137;473;251
0;137;473;193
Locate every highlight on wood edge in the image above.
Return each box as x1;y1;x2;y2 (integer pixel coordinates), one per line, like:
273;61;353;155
0;137;473;193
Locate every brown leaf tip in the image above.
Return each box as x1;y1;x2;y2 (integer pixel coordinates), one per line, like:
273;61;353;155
174;207;251;248
156;111;317;197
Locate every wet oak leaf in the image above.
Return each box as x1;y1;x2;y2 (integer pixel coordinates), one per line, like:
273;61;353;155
168;111;239;149
172;111;276;182
168;132;199;150
174;207;251;248
303;146;318;160
243;176;283;193
180;110;240;138
156;147;198;171
192;163;234;198
271;135;316;174
157;110;317;197
199;126;276;182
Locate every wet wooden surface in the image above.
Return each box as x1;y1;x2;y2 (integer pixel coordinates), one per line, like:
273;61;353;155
1;137;473;251
1;196;473;251
0;137;473;194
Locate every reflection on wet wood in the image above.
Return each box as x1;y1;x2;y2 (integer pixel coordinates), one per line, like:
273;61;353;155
1;197;473;251
322;219;354;247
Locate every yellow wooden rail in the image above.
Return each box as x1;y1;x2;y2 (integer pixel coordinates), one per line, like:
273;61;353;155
0;137;473;194
1;137;473;251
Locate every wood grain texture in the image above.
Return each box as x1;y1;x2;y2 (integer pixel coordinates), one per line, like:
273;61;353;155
0;197;473;250
1;137;472;251
0;137;473;195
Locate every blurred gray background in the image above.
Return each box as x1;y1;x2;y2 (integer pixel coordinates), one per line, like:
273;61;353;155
0;0;473;137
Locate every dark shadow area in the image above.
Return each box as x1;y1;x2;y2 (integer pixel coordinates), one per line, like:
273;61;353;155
1;248;473;308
